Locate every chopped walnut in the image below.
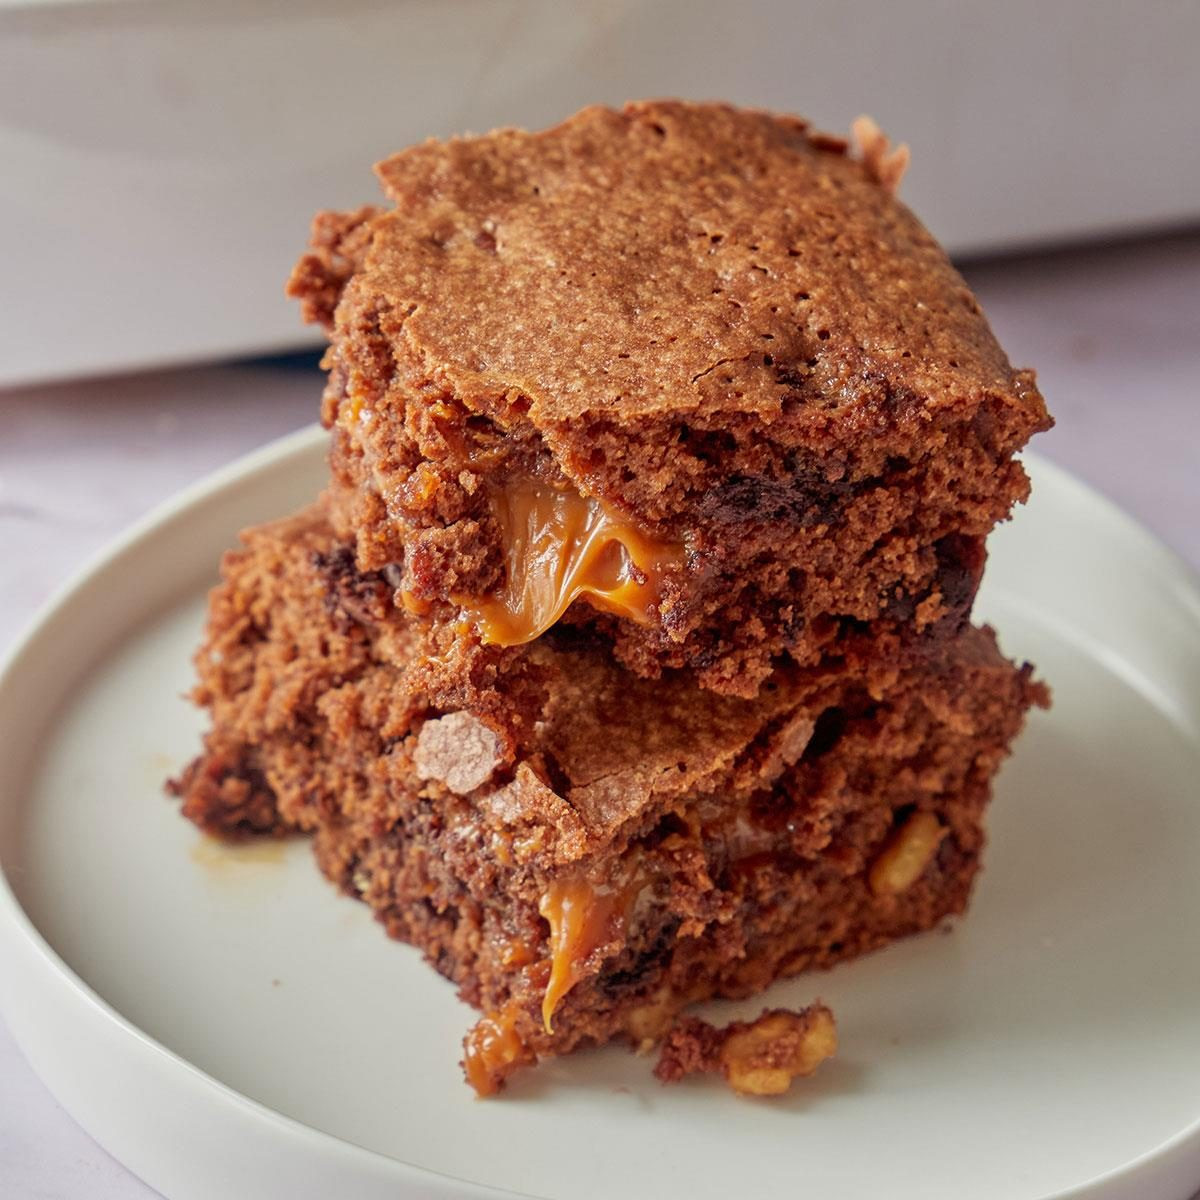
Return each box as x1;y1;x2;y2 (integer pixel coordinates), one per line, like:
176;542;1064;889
655;1003;837;1097
413;711;501;795
869;810;947;896
851;114;910;195
624;987;684;1051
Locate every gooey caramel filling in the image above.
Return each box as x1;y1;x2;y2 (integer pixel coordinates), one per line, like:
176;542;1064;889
538;871;645;1032
460;480;684;646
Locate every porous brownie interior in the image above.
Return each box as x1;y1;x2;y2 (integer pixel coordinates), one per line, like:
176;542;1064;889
173;503;1046;1093
291;101;1051;694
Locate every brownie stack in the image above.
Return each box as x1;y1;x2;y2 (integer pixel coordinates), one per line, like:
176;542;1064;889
174;102;1051;1096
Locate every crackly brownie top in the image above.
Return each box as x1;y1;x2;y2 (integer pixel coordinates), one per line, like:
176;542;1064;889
320;100;1041;427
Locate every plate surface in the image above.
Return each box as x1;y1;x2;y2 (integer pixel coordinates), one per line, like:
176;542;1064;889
1;427;1199;1200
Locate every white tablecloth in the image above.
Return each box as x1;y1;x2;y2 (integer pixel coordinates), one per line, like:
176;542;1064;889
2;233;1198;1199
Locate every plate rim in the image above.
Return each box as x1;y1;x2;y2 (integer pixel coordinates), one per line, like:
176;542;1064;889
1;423;1198;1200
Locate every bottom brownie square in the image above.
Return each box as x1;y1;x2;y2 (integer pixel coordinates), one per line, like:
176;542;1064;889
172;503;1046;1095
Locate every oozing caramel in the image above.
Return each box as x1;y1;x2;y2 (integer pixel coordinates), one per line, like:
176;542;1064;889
463;1003;530;1097
461;480;684;646
539;873;643;1032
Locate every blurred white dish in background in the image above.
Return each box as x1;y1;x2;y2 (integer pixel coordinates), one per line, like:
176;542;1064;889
1;0;1199;387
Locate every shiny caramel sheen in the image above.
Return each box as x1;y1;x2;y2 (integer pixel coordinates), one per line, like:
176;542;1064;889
539;873;643;1032
460;480;684;646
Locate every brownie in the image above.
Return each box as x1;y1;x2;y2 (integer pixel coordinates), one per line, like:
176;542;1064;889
172;504;1046;1095
289;101;1051;696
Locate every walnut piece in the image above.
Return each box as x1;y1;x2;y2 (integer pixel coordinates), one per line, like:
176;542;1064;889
869;810;947;896
721;1007;838;1096
851;114;910;195
624;987;684;1051
655;1003;837;1097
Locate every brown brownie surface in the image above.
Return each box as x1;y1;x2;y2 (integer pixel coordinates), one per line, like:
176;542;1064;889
291;101;1051;695
173;504;1046;1094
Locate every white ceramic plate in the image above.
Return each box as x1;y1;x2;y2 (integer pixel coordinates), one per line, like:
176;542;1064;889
1;426;1199;1200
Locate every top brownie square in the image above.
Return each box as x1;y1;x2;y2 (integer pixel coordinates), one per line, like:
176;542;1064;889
289;101;1050;697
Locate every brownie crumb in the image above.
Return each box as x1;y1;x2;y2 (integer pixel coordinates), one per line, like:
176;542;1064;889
655;1004;837;1096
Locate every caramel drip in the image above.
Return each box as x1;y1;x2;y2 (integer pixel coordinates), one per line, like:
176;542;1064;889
461;480;684;646
538;872;644;1032
462;1003;529;1097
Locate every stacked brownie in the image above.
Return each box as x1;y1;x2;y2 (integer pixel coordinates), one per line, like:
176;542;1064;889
174;102;1051;1096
